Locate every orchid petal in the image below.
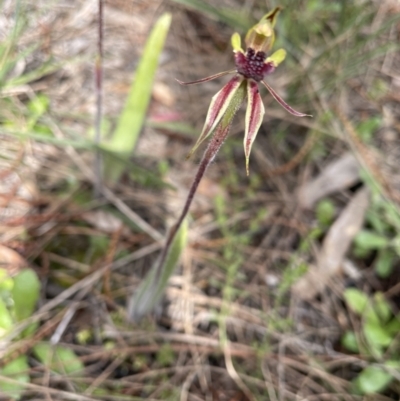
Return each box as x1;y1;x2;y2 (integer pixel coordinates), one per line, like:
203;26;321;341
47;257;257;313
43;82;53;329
261;80;312;117
231;33;243;53
244;80;265;176
187;75;244;159
176;70;236;86
265;48;286;67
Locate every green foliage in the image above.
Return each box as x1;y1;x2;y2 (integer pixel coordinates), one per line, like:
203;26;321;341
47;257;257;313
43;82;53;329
156;343;175;367
343;288;400;394
128;218;188;320
0;269;40;400
353;365;393;395
33;343;84;375
0;268;84;398
356;116;382;142
316;199;335;227
11;269;40;322
0;356;30;400
103;13;172;182
352;189;400;278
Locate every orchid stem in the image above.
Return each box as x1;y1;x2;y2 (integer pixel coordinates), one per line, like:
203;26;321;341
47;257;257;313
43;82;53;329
94;0;104;197
152;122;231;287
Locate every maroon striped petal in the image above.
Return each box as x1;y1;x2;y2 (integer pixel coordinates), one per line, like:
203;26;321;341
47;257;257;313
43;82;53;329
187;75;244;159
176;70;236;86
261;80;312;117
244;80;265;176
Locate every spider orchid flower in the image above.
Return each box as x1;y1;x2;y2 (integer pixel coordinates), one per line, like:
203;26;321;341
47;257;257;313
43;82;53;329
178;7;311;175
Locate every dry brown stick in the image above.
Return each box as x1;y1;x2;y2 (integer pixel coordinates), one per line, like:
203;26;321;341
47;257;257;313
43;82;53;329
102;225;123;299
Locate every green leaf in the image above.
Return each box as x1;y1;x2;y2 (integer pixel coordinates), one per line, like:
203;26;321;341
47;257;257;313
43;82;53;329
128;218;188;320
11;269;40;322
341;331;359;353
364;321;393;350
316;199;335;227
375;249;395;278
344;288;369;315
33;343;84;375
0;268;14;291
354;365;393;394
385;317;400;337
156;343;175;367
354;230;389;250
0;298;13;333
373;292;392;323
0;355;30;400
357;116;382;142
104;13;171;182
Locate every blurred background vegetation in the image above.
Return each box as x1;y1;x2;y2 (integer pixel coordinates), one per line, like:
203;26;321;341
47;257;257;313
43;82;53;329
1;0;400;399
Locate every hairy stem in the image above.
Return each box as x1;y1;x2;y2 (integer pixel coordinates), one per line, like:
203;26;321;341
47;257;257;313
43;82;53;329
129;80;246;320
152;122;231;284
94;0;104;197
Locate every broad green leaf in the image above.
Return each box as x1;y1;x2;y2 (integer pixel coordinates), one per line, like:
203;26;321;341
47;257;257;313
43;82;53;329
0;355;30;400
344;288;369;315
11;269;40;322
375;250;395;278
341;331;359;353
0;268;14;291
364;321;393;350
373;292;392;323
33;343;84;375
385;316;400;337
128;218;188;320
354;365;393;394
104;13;171;181
354;230;389;250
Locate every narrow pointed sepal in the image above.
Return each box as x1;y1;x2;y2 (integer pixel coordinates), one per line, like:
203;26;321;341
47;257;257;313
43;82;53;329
244;80;265;176
176;70;236;86
187;75;244;159
261;80;312;117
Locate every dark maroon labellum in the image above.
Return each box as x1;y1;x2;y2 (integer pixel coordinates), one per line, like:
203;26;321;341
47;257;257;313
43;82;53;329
235;48;275;82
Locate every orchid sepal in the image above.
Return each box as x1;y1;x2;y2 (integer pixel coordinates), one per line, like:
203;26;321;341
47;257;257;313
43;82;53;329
245;6;282;53
176;70;236;86
261;80;312;117
244;79;265;176
186;75;245;159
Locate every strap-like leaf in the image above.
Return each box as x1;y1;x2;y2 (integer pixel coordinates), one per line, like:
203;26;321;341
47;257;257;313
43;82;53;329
244;80;265;175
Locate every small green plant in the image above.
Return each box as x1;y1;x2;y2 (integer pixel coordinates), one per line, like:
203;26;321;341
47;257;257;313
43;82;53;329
0;268;40;399
352;191;400;278
342;288;400;395
0;268;83;399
